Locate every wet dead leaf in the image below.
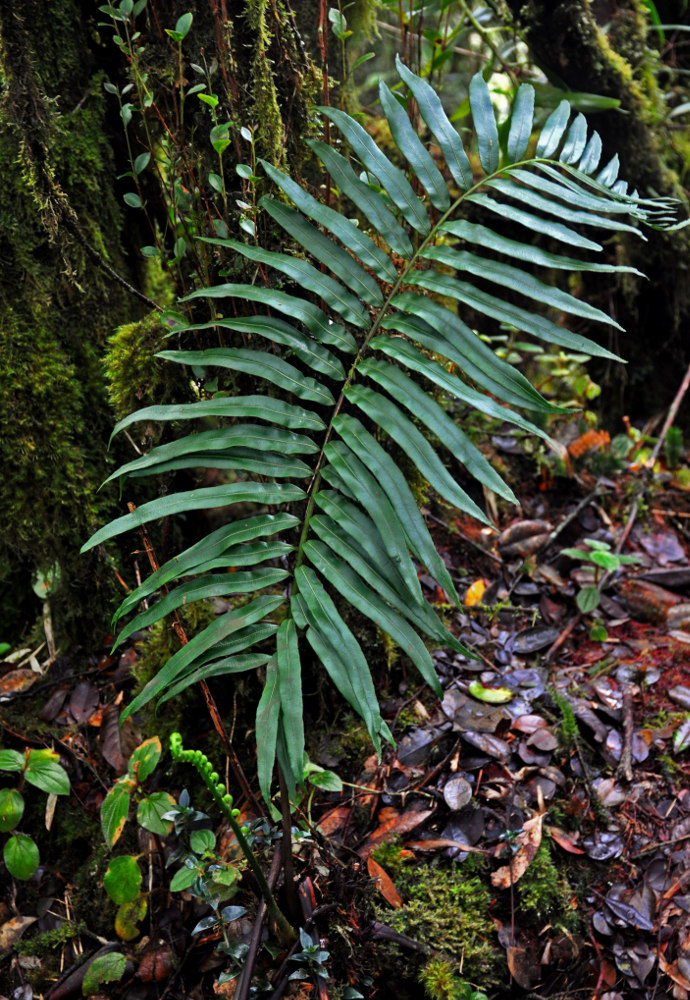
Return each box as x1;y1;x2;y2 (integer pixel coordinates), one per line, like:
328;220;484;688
548;826;585;855
507;944;540;989
0;916;37;956
358;808;434;858
367;856;402;909
491;812;544;888
0;669;38;699
317;806;350;837
69;680;99;723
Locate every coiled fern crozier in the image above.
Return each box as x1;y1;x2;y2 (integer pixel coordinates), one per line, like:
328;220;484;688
83;61;677;804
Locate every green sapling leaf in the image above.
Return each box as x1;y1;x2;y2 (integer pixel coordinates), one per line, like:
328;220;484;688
0;788;24;831
24;749;70;795
82;952;127;995
104;854;142;903
138;791;175;835
128;736;162;782
4;833;39;880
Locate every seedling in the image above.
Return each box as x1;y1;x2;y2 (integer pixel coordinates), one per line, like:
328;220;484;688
561;539;640;614
0;747;70;880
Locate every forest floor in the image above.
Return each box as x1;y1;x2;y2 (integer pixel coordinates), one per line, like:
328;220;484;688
3;429;690;1000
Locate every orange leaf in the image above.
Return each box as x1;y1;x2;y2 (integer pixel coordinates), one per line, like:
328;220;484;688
358;808;434;858
367;856;402;909
548;826;585;855
317;805;350;837
464;578;487;607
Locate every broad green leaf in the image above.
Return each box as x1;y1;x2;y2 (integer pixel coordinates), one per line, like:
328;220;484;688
295;566;385;749
107;425;317;485
110;396;325;444
256;656;281;808
343;389;489;520
560;113;588;164
0;788;24;831
305;540;441;694
82;482;305;553
0;750;25;772
260;196;383;305
509;167;637;216
191;541;294;574
396;56;473;189
170;865;199;891
25;750;70;795
206;237;369;328
390;293;557;412
276;620;304;785
129;736;162;784
576;586;601;614
323;440;423;602
112;515;297;623
420;245;623;329
114;568;288;649
124;595;284;718
535;99;570;157
4;834;39;880
469;73;499;174
369;336;550;442
178;623;278;671
358;358;516;501
467;191;602;251
82;952;127;995
597;154;620;187
101;778;134;846
181;314;345;380
484;178;641;236
507;83;535;162
123;448;311;481
182;283;353;353
137;792;176;835
260;159;397;282
310;504;466;650
104;854;142;904
309;140;414;259
439;219;642;275
320;104;430;234
157;653;270;705
158;348;334;406
190;828;216;853
378;80;450;211
331;419;460;602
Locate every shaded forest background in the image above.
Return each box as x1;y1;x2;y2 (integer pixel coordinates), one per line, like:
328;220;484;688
1;0;689;650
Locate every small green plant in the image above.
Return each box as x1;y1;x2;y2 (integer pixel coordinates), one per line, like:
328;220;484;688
169;733;296;944
561;538;641;613
419;957;488;1000
100;735;175;939
289;926;331;985
0;747;70;880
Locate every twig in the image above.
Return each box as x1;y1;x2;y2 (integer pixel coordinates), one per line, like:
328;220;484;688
615;684;634;782
647;360;690;469
235;851;283;1000
541;484;608;554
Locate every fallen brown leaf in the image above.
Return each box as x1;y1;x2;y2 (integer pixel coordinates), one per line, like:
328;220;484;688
367;856;402;909
491;812;544;888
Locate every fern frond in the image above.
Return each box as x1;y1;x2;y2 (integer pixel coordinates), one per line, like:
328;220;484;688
83;61;679;805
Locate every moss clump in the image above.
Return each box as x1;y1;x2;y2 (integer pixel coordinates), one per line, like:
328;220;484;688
104;310;192;421
419;958;488;1000
517;840;579;930
382;857;504;990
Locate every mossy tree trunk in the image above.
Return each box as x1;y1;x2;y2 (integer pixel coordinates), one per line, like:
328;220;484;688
501;0;690;425
0;0;340;645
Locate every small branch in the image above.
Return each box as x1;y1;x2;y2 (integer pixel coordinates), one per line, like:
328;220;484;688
647;360;690;469
615;684;634;783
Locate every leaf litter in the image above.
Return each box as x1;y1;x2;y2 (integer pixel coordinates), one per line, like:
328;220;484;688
4;457;690;998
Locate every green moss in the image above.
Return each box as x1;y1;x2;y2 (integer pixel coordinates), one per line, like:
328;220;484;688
104;310;191;421
382;858;504;990
16;921;86;957
419;958;488;1000
517;840;579;930
245;0;285;166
